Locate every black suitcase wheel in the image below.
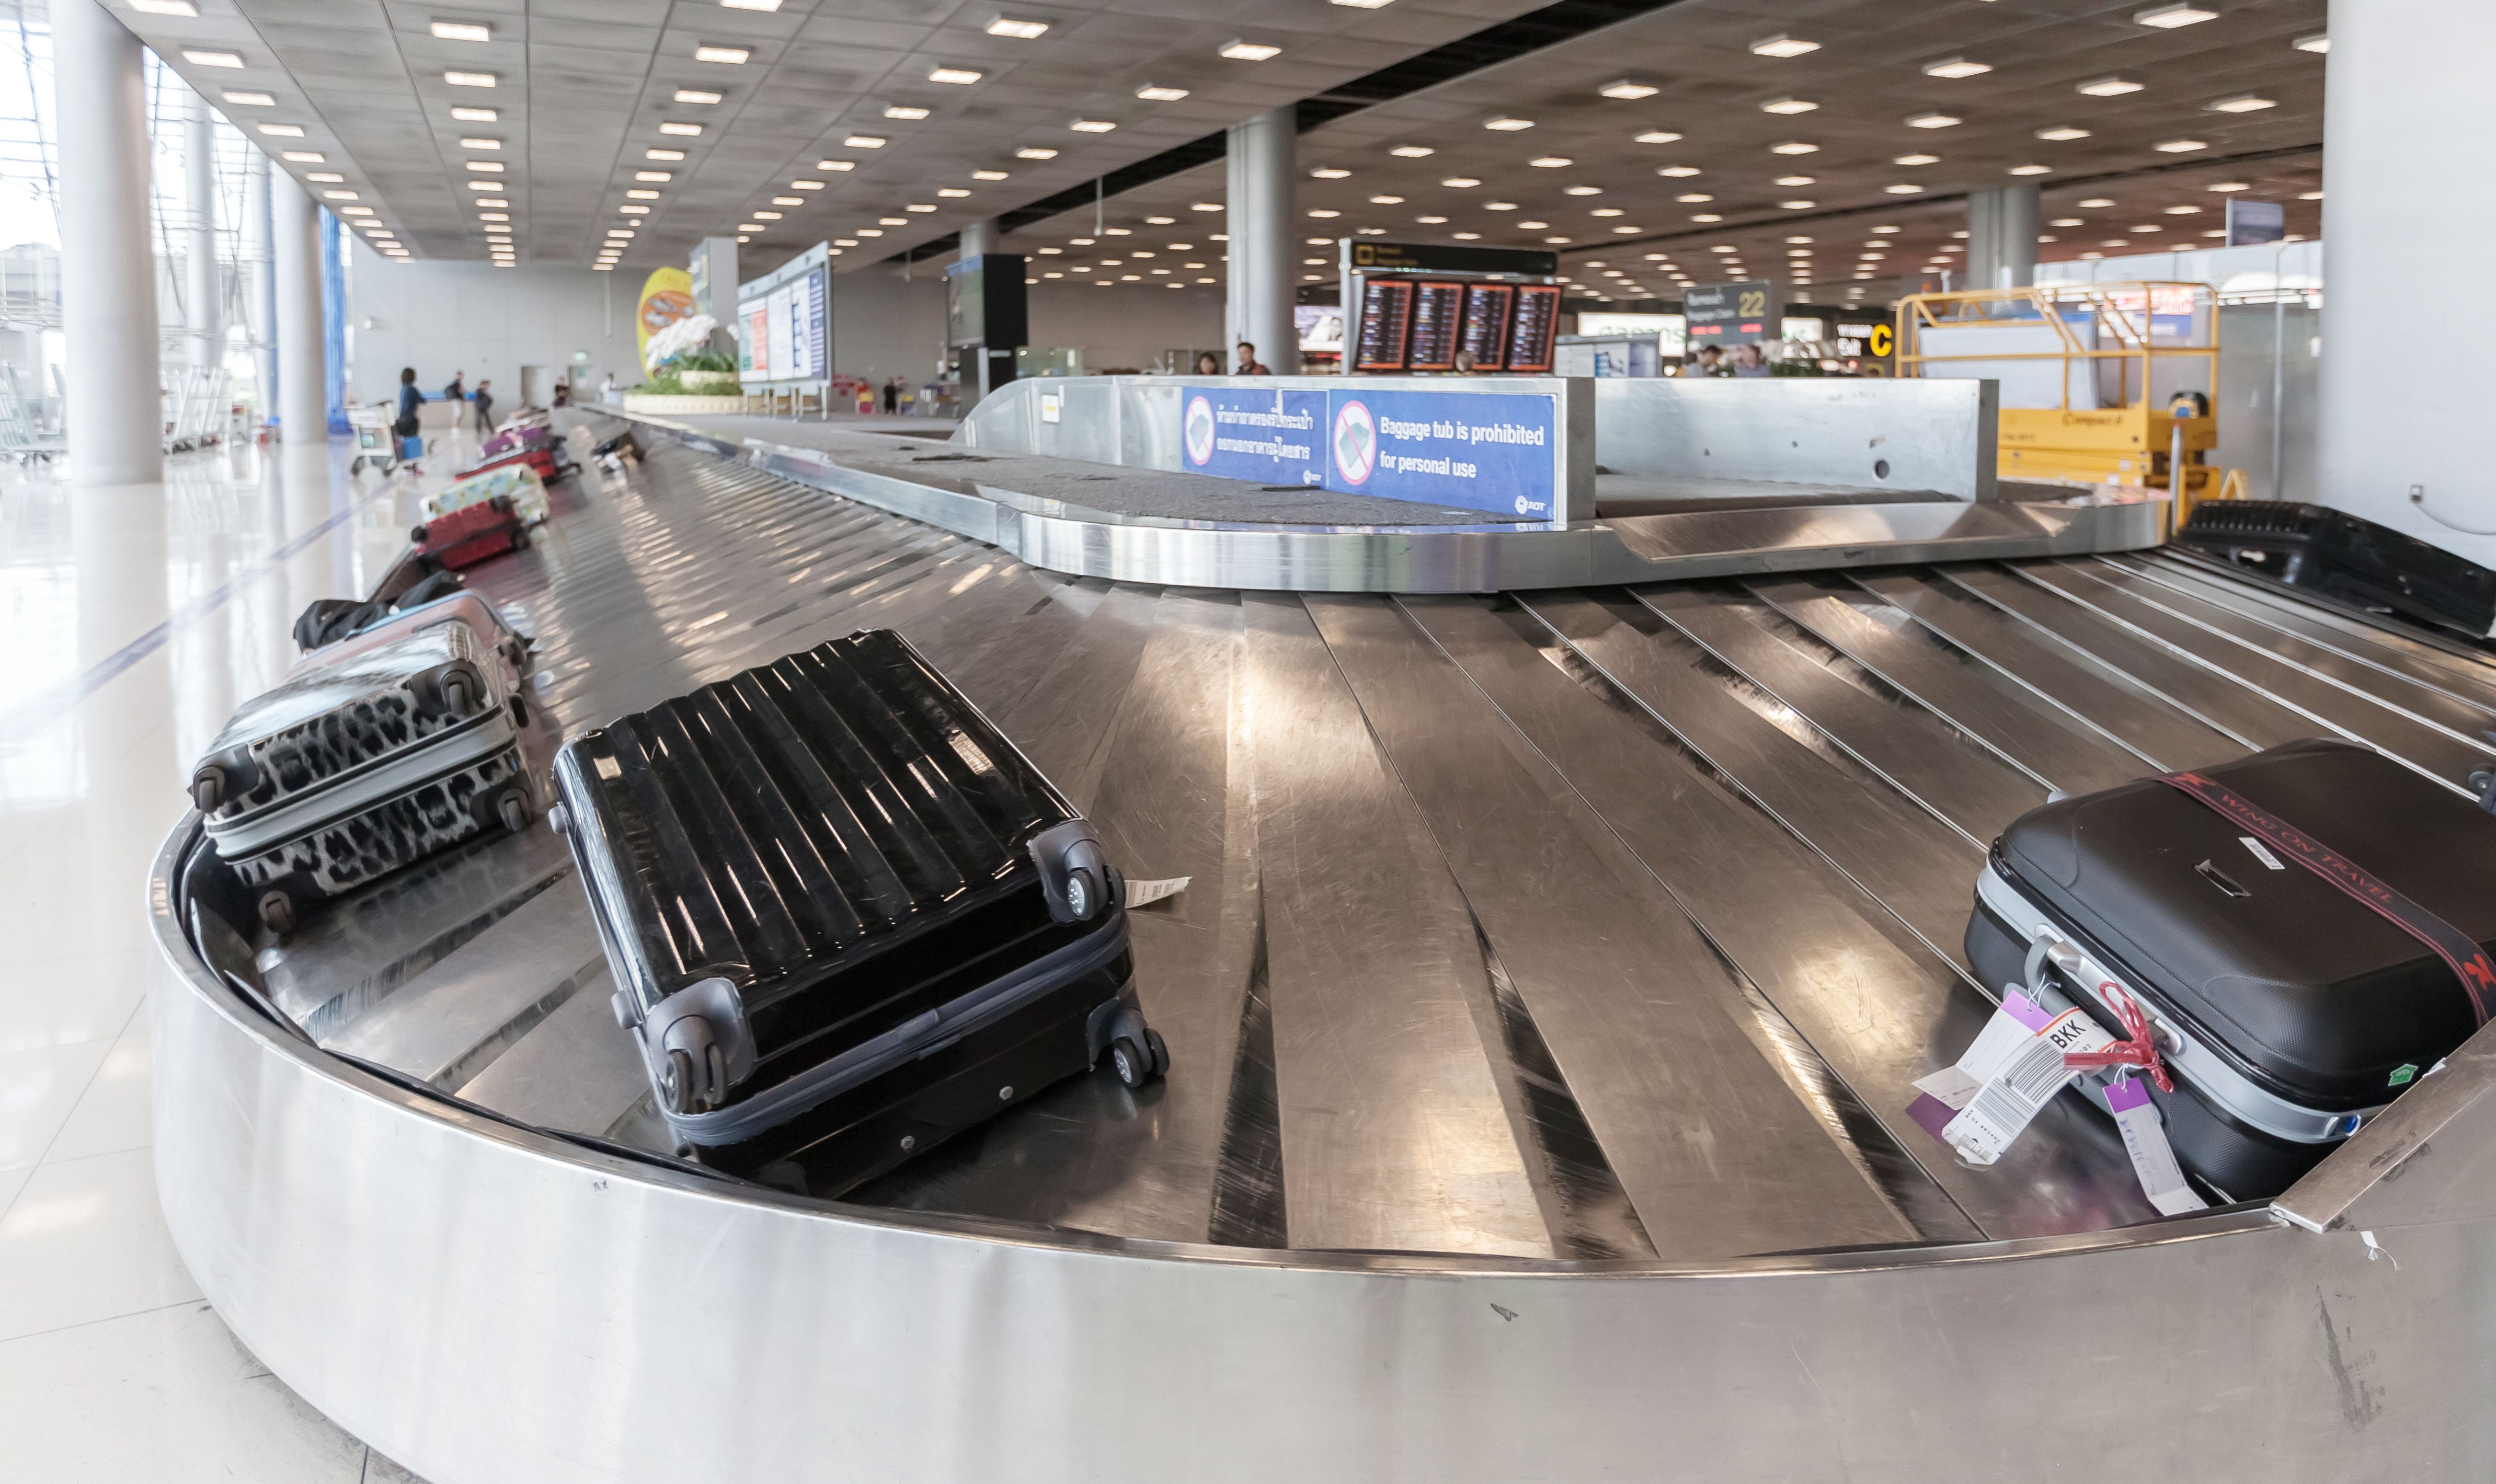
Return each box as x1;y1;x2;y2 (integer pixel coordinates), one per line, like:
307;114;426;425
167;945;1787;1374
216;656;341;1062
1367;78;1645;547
661;1048;696;1113
473;782;532;835
257;889;296;938
1110;1036;1155;1090
190;767;224;813
1145;1028;1170;1077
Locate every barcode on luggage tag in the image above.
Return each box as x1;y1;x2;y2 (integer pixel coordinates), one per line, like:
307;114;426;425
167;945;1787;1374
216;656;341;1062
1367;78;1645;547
1942;1007;2116;1165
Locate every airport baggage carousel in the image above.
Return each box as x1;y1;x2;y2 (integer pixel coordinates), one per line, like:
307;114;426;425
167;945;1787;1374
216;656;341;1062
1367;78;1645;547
150;418;2496;1482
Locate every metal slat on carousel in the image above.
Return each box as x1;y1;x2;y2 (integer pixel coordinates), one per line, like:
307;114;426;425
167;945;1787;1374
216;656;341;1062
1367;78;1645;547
151;412;2496;1484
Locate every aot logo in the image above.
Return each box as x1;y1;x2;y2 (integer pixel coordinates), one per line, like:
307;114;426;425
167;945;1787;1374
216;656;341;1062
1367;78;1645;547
1332;398;1377;485
1183;394;1216;466
1515;494;1532;515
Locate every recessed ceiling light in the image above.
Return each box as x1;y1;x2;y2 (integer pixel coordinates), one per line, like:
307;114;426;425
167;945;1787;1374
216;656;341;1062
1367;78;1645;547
2078;76;2144;97
765;195;798;206
1440;176;1481;188
2207;95;2276;113
184;50;245;68
647;148;685;161
1775;175;1815;187
2078;197;2115;208
636;171;673;183
1760;97;1818;114
2160;204;2201;214
938;188;972;198
607;228;634;237
817;160;855;172
2298;189;2325;200
929;65;984;84
905;202;937;212
1518;220;1545;228
1563;185;1601;196
1599;80;1658;99
2155;139;2208;153
2294;33;2329;53
431;20;491;41
1389;144;1434;158
281;150;325;163
257;123;306;138
2009;164;2051;176
660;122;703;137
856;228;883;236
1136;84;1188;101
1484;201;1515;210
675;89;723;105
479;211;509;221
2051;217;2084;226
1310;167;1350;179
1675;192;1712;203
1069;119;1116;132
971;171;1010;182
2207;180;2250;192
988;16;1050;38
1750;34;1819;58
844;135;887;148
1219;41;1281;61
459;137;501;151
1529;156;1571;168
1906;112;1960;129
694;45;750;64
1885;183;1925;194
1417;214;1449;224
1330;0;1394;8
1484;117;1533;131
1923;58;1992;78
2135;3;2217;26
620;204;651;214
883;105;931;121
306;171;344;182
1780;199;1816;210
633;190;666;200
445;71;497;87
465;180;498;191
1871;225;1899;234
133;0;198;14
1452;231;1481;240
747;210;780;221
1368;193;1404;204
451;107;496;122
225;91;276;108
1893;153;1940;167
1307;208;1341;218
320;189;358;200
2035;126;2092;143
339;207;373;216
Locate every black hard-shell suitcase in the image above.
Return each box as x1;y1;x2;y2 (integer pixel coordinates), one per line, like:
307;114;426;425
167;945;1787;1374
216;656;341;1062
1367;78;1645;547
549;628;1164;1189
193;623;535;937
2177;500;2496;639
1967;739;2496;1200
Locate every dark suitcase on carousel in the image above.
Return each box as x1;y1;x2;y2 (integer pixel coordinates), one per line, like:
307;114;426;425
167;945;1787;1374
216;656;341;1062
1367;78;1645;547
2176;500;2496;638
192;623;536;937
1967;738;2496;1200
414;494;529;570
549;628;1164;1189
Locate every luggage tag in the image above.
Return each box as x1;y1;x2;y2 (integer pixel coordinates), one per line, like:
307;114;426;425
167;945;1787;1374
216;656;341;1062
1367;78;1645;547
1909;988;2057;1119
1125;876;1192;908
2104;1073;2208;1216
1931;1003;2119;1166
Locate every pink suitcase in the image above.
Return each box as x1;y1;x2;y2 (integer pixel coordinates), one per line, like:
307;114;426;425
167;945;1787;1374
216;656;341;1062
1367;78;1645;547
284;591;528;685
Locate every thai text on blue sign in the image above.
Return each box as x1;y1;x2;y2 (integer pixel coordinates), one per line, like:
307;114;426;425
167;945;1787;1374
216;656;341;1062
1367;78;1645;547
1181;387;1324;485
1177;383;1558;520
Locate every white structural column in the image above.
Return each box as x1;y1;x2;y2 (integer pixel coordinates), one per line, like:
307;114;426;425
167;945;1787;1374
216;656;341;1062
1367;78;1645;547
958;218;999;261
270;168;328;444
244;149;276;419
1964;185;2040;292
184;90;221;368
1224;107;1297;375
53;0;162;485
2315;2;2496;561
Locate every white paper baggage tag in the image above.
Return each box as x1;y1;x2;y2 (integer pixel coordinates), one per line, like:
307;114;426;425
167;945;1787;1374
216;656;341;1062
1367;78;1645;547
1937;1005;2118;1166
1912;989;2054;1113
2105;1075;2208;1216
1125;876;1191;907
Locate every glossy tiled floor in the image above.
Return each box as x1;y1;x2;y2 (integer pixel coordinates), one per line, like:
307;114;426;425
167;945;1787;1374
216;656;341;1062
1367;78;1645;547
0;433;454;1481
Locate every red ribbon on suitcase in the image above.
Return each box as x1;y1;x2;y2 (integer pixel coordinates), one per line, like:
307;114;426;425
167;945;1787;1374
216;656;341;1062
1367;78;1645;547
2159;769;2494;1027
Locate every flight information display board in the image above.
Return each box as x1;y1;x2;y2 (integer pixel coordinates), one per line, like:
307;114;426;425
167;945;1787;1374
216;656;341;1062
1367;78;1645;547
1459;284;1514;370
1354;279;1414;371
738;243;833;386
1406;281;1465;371
1504;284;1562;372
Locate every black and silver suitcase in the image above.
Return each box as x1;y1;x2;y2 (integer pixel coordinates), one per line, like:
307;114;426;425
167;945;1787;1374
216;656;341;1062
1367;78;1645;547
1967;738;2496;1200
549;628;1164;1190
193;623;535;937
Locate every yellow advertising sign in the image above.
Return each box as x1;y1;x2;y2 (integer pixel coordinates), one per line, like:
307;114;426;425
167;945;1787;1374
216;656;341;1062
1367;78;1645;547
636;266;696;366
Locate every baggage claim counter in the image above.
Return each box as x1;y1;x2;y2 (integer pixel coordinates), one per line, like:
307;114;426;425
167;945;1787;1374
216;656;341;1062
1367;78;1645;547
148;376;2496;1483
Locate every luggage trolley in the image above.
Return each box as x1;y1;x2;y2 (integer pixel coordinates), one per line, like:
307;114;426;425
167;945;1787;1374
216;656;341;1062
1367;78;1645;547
348;405;406;476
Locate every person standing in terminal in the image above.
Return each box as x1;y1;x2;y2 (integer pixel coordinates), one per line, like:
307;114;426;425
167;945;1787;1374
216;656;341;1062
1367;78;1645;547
1689;343;1724;376
1731;343;1773;378
1234;341;1270;375
473;378;495;433
1195;351;1222;375
394;366;424;477
443;369;465;404
882;376;899;414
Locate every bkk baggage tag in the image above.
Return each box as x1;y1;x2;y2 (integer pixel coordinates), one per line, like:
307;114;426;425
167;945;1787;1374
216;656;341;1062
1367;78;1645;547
1938;1006;2118;1166
1912;990;2055;1113
1125;876;1192;907
2105;1075;2208;1216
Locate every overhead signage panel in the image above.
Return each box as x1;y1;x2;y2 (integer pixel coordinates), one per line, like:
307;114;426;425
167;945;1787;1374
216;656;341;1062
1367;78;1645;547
1684;280;1783;347
1347;240;1561;277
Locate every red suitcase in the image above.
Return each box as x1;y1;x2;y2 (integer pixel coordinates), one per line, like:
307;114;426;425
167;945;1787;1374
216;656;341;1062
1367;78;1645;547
414;494;529;570
461;444;563;485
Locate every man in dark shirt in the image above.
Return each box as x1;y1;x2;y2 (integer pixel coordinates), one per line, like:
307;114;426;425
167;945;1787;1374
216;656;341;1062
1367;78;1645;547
1234;341;1271;375
472;378;495;433
444;370;465;403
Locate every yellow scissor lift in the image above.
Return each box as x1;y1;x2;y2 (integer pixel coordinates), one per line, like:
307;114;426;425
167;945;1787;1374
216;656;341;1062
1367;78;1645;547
1896;282;2240;524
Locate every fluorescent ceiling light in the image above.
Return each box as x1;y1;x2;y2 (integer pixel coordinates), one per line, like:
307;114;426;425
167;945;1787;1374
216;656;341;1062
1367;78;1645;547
1780;199;1816;210
257;123;305;137
479;211;509;221
184;50;245;68
431;21;490;41
1774;175;1814;187
1452;231;1480;239
938;188;971;198
736;222;763;232
1872;225;1899;233
1923;58;1991;78
2078;197;2114;208
904;202;936;212
883;105;930;120
1675;192;1711;203
1599;80;1657;99
2009;164;2052;176
2294;33;2328;53
321;189;358;200
2299;189;2325;200
1483;116;1533;130
444;71;495;87
2155;138;2208;153
1310;166;1350;178
306;171;343;182
722;0;783;9
1220;41;1281;61
856;228;883;236
2207;180;2250;191
1894;152;1940;165
1069;119;1116;132
843;134;886;147
1750;34;1818;57
1136;85;1188;100
1760;97;1817;114
835;238;860;246
929;65;985;84
606;228;634;237
466;160;503;172
751;210;780;220
2036;125;2091;141
2078;76;2143;96
1483;200;1515;210
2135;3;2216;26
635;171;673;183
1307;208;1340;218
675;89;723;105
452;107;496;122
1656;165;1701;177
1015;146;1058;159
1632;131;1686;147
770;194;799;204
465;180;498;191
1905;112;1960;128
1440;176;1480;187
659;122;703;135
988;16;1050;38
225;91;276;107
281;150;324;162
133;0;198;14
970;171;1010;182
1529;155;1572;167
2162;204;2200;214
694;46;750;64
1563;185;1601;195
1369;193;1404;204
339;207;373;216
817;159;854;170
1389;144;1434;158
2208;95;2276;112
1418;214;1449;223
647;148;685;160
461;137;500;149
1885;183;1925;194
632;190;665;200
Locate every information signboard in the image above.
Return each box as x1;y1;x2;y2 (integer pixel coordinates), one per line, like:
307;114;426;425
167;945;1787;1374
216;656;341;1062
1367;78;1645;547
1406;281;1465;371
1504;284;1562;372
1354;280;1415;371
2225;199;2286;247
1177;383;1560;520
737;243;832;387
1459;285;1514;368
1684;281;1783;347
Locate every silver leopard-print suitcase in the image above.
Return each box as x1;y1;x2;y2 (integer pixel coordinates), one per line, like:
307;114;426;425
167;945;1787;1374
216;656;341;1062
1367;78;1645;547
191;623;534;936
